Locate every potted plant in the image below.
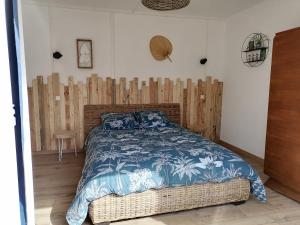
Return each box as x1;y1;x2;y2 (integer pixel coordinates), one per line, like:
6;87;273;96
254;34;263;48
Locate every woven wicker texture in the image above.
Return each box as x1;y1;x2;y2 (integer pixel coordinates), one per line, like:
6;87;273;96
84;104;180;138
89;178;250;224
142;0;190;10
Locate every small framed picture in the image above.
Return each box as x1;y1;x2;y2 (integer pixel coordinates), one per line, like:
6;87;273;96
77;39;93;69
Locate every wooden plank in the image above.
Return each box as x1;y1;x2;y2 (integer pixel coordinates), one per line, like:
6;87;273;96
86;77;90;104
133;78;139;104
52;73;61;138
145;86;150;104
101;77;107;104
97;77;103;104
78;82;84;147
28;87;36;151
83;82;88;106
189;81;195;130
37;76;45;150
157;78;163;103
115;83;120;104
119;78;126;104
64;86;70;130
211;79;218;140
149;78;155;103
32;79;41;151
173;79;181;103
138;89;142;104
182;88;187;128
174;79;180;103
164;78;170;103
129;78;138;104
90;74;98;104
59;84;66;130
112;78;116;104
68;77;75;132
193;84;198;132
131;80;135;104
141;81;145;104
47;75;55;150
186;79;192;128
204;76;213;139
215;82;223;141
43;84;51;151
169;80;174;103
179;80;184;126
73;84;80;148
197;79;206;135
106;77;113;104
64;85;71;149
154;80;158;104
141;81;148;104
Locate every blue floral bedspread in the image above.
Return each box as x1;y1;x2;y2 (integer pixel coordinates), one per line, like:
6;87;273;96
66;124;266;225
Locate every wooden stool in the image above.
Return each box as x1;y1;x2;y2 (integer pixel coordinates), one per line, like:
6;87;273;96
54;130;77;161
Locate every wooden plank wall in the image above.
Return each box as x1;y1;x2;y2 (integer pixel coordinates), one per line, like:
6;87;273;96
28;74;223;152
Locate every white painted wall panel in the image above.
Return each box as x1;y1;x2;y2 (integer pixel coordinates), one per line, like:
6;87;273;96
22;4;226;84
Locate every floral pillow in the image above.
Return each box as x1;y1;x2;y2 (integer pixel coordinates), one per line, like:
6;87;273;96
136;111;170;128
101;112;139;130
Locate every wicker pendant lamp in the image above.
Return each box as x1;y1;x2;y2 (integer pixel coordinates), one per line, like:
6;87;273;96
142;0;190;11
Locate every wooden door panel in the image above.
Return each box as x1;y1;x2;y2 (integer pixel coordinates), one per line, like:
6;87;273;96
265;27;300;199
269;71;300;89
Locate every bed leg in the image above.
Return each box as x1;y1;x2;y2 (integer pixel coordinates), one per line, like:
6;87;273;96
232;200;246;206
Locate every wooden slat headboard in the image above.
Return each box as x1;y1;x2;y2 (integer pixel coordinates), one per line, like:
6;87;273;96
84;104;180;138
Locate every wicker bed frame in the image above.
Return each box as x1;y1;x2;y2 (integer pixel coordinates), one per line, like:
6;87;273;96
84;104;250;224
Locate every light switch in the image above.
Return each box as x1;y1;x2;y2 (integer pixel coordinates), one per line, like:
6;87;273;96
55;96;60;101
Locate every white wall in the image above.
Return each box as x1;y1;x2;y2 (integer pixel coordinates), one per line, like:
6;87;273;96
22;3;226;85
24;0;300;159
221;0;300;158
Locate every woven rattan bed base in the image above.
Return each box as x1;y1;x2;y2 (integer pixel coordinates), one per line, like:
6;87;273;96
89;178;250;224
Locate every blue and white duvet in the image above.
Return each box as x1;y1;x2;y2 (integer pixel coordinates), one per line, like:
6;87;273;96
67;124;266;225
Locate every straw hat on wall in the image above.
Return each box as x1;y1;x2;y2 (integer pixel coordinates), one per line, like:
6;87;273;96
149;35;173;62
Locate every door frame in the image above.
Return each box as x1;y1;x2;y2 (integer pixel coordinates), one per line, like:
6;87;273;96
0;1;35;224
15;0;35;224
0;1;22;224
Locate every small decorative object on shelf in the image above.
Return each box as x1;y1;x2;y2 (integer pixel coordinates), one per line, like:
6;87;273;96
248;40;255;50
241;33;269;67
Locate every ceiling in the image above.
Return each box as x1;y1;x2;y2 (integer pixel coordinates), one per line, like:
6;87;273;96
24;0;265;18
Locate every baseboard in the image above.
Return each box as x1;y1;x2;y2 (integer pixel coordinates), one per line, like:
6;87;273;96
218;140;264;165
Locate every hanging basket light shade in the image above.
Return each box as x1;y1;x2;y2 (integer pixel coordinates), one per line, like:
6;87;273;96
142;0;190;11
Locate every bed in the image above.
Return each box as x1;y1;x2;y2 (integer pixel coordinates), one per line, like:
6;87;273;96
66;104;266;225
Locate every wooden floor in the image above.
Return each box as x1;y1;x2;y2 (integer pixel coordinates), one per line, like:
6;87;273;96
33;150;300;225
